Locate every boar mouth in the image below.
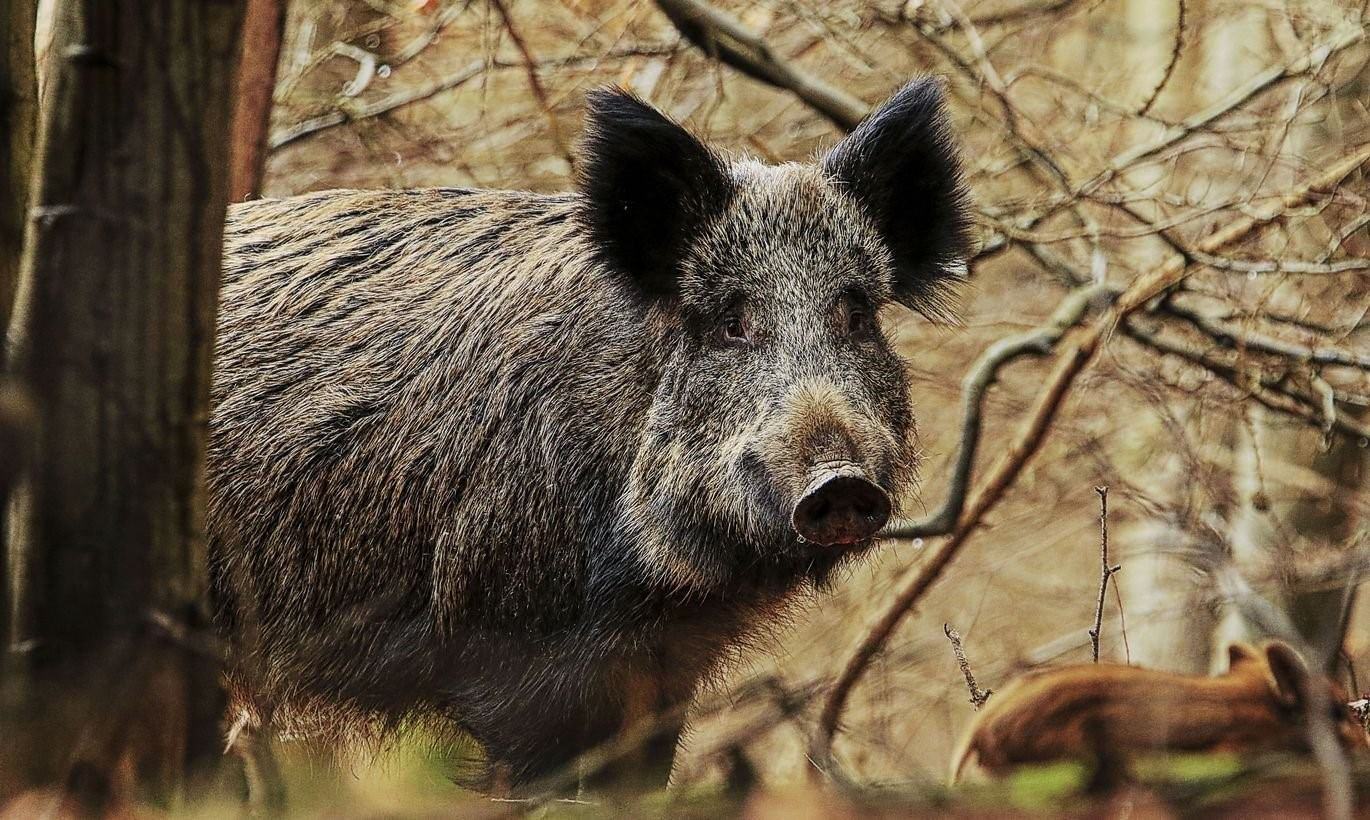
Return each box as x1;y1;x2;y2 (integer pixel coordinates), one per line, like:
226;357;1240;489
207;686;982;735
790;463;891;547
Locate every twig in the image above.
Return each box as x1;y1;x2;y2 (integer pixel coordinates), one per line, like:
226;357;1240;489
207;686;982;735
1028;238;1370;439
944;624;992;709
1136;0;1184;115
332;43;379;98
268;45;682;149
490;0;572;166
967;22;1367;264
651;0;870;130
1028;23;1364;217
886;0;1088;31
1112;574;1131;665
1087;487;1121;663
1163;300;1370;371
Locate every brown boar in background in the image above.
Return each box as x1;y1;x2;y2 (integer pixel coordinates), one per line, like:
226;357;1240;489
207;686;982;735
951;641;1368;781
207;80;972;790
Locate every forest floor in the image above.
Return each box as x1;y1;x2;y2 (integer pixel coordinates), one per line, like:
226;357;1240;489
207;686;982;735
190;753;1370;818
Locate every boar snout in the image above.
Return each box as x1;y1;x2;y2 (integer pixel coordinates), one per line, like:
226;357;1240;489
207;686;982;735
791;463;891;546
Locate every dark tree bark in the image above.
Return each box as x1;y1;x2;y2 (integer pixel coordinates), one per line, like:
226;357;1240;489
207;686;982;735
0;0;36;332
4;0;244;804
1;0;38;744
229;0;284;202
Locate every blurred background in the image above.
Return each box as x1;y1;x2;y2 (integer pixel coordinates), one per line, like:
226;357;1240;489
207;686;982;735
244;0;1369;794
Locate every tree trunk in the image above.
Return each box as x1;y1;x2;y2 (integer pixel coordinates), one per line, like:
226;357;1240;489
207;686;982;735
228;0;284;202
0;0;36;333
1;0;39;755
4;0;244;804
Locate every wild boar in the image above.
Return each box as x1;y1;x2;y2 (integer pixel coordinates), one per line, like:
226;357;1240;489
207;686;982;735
209;79;972;789
950;641;1368;782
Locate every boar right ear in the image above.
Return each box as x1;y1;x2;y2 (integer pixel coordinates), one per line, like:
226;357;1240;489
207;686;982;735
822;77;973;317
576;88;734;295
1263;641;1311;708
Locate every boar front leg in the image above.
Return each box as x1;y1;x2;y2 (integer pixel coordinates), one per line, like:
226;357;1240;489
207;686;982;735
579;667;687;794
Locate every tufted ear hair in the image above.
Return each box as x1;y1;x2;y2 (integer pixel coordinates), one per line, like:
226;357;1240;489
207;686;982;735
822;77;974;317
576;87;735;296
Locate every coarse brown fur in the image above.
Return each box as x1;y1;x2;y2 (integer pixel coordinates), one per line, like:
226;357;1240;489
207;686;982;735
208;81;972;788
950;641;1368;782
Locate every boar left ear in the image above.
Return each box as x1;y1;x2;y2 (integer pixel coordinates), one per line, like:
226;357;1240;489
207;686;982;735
1263;641;1311;708
822;77;973;316
576;87;735;295
1227;642;1261;669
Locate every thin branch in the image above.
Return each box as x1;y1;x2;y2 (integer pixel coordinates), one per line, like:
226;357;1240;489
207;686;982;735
885;0;1089;31
1136;0;1184;115
944;624;992;709
1164;300;1370;370
1112;572;1131;664
1087;486;1120;663
332;42;379;98
986;23;1365;232
268;45;681;148
651;0;871;131
1060;23;1363;208
490;0;572;166
1122;319;1370;441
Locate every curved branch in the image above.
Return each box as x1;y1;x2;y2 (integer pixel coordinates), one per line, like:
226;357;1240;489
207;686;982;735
881;283;1109;539
651;0;870;131
1136;0;1184;115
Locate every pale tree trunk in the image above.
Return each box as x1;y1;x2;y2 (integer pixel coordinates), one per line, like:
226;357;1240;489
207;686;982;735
1115;403;1232;674
1222;405;1368;671
229;0;284;202
4;0;244;805
1109;0;1226;675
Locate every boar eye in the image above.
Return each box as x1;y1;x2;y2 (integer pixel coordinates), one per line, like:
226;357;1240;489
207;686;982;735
718;315;750;346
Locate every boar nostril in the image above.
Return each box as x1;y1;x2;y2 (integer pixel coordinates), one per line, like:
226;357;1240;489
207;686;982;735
791;467;891;547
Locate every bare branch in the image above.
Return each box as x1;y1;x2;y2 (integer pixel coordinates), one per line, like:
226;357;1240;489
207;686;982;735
1136;0;1184;115
882;282;1110;538
1122;319;1370;441
989;23;1365;231
1087;486;1121;663
269;45;681;149
490;0;572;166
1164;300;1370;371
945;624;992;709
651;0;871;131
